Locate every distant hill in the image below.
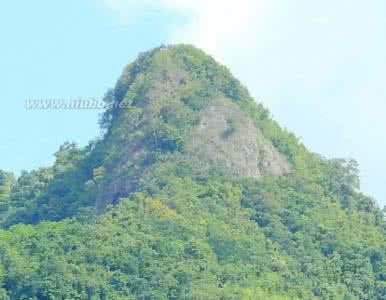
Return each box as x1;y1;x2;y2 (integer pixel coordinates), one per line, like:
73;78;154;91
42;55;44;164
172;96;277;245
0;45;385;299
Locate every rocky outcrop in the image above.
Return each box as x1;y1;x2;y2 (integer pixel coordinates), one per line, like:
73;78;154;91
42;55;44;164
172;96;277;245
186;99;291;178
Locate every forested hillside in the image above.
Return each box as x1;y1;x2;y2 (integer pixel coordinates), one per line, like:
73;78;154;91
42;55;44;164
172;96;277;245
0;45;385;299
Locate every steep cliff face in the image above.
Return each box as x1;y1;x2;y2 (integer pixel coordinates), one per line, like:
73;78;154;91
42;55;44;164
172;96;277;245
186;99;291;178
94;45;291;212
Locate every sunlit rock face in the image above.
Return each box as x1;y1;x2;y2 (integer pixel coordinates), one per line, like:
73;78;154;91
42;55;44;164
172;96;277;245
187;99;291;178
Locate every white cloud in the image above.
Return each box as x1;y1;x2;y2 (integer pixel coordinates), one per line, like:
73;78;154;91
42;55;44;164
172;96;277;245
103;0;264;61
161;0;263;61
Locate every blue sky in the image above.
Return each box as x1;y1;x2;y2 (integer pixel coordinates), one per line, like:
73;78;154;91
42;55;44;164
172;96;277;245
1;0;385;206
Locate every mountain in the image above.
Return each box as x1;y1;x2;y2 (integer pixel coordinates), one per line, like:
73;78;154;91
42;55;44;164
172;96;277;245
0;45;385;299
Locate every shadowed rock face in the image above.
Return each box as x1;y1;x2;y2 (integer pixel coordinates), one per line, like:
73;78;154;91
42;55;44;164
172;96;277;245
186;99;291;178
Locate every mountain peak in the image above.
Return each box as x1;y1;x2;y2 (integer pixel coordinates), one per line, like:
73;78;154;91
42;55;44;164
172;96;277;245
95;45;291;212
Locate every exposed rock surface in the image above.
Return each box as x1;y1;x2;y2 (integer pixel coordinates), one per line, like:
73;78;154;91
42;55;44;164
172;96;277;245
186;99;291;178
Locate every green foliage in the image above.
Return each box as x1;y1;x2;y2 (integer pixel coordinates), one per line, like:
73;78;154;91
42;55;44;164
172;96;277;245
0;171;14;223
0;45;385;299
0;171;13;203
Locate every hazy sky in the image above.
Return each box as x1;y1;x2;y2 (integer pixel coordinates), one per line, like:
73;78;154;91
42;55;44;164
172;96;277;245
1;1;385;205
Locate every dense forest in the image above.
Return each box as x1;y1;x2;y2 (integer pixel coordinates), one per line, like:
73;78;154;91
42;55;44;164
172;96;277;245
0;45;385;299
